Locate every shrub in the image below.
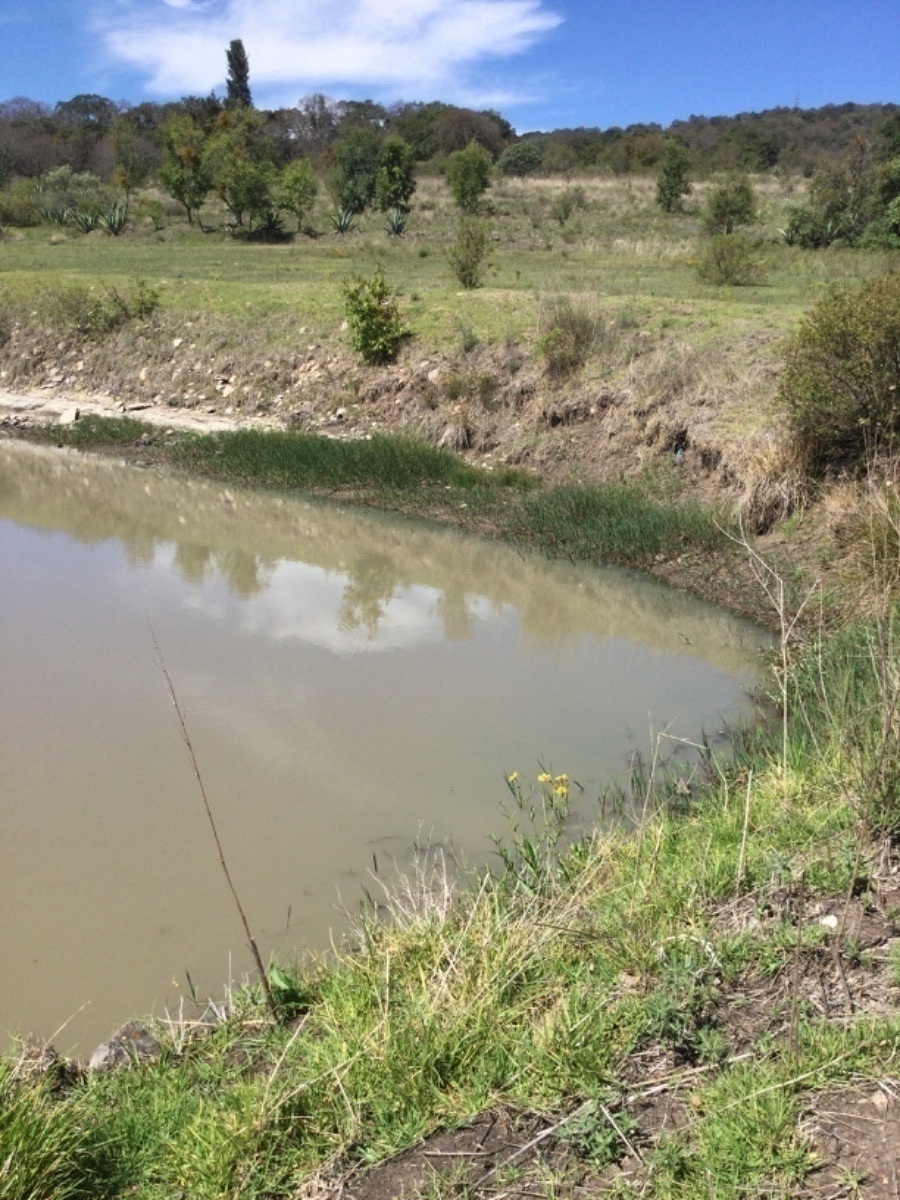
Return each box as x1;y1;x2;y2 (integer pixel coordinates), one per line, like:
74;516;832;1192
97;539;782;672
550;187;587;226
703;174;757;234
656;139;692;212
537;296;603;378
447;217;490;289
445;141;492;212
778;272;900;476
779;201;840;248
342;265;409;365
41;277;161;338
0;177;40;227
694;233;767;286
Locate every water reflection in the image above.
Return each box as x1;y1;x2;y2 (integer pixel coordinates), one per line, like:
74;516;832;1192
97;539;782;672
1;442;764;671
0;442;769;1052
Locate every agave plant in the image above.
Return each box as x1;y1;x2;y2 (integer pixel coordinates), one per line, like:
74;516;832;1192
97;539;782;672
69;207;102;233
384;208;408;237
331;207;356;235
100;201;128;236
39;205;69;226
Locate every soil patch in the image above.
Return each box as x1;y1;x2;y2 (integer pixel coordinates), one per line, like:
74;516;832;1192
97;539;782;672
802;1084;900;1199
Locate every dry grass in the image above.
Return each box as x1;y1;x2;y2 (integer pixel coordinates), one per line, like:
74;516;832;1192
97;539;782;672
737;431;814;534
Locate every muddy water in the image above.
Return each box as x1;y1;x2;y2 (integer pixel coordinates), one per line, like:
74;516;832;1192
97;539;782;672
0;442;769;1051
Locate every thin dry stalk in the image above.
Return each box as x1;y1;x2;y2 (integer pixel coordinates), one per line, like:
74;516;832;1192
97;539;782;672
149;626;279;1022
723;522;819;774
736;769;754;893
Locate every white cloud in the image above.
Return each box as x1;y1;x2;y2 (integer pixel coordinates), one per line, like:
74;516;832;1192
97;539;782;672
96;0;561;107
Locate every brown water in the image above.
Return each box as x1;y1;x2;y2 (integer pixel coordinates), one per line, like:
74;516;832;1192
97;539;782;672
0;442;769;1052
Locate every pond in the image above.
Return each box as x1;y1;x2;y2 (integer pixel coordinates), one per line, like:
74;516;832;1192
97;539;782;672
0;441;769;1051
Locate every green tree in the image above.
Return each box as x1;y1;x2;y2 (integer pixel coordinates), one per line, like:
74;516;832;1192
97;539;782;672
445;140;492;212
276;158;318;229
497;141;542;177
655;138;691;212
373;136;416;212
331;126;382;213
704;173;757;233
159;113;212;224
202;110;274;227
225;39;253;109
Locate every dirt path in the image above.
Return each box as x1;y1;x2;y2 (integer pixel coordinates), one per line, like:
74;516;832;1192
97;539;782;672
0;385;271;434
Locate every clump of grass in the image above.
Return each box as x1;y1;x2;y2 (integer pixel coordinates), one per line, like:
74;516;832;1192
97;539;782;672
536;295;608;379
172;427;482;492
0;1060;83;1200
515;480;726;563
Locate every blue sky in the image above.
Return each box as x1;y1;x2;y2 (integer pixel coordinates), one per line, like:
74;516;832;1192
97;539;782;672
2;0;897;131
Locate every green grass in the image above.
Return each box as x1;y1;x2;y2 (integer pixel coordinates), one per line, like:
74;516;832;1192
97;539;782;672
32;417;727;569
2;176;895;356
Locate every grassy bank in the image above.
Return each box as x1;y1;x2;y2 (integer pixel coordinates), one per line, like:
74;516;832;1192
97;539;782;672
27;415;730;580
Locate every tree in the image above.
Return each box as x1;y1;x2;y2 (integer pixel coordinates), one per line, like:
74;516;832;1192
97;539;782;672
159;113;212;223
225;39;253;109
655;138;691;211
445;140;492;212
201;110;274;227
276;158;318;229
704;173;757;233
373;136;416;212
331;126;382;213
498;141;542;177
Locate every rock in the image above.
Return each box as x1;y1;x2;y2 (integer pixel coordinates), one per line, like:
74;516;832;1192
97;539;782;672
818;913;839;930
58;405;80;425
427;368;441;383
88;1021;161;1073
172;337;183;349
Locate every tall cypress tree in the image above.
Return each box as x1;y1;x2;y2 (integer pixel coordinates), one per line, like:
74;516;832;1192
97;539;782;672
225;39;252;109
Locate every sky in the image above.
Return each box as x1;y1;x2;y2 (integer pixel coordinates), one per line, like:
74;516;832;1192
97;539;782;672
1;0;897;132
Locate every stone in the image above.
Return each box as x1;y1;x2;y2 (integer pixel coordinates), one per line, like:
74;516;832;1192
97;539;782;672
88;1021;161;1073
58;405;79;425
